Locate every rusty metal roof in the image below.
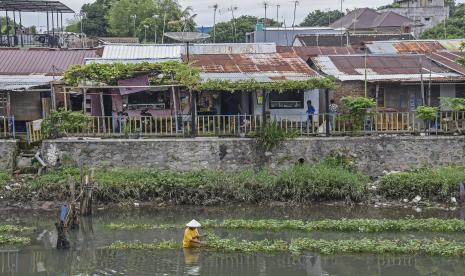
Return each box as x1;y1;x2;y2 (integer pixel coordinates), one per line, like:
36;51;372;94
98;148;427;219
0;48;98;75
188;52;318;77
294;34;415;47
311;54;464;81
366;40;465;54
277;46;358;61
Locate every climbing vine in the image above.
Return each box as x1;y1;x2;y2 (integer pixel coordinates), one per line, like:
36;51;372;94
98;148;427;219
64;61;336;92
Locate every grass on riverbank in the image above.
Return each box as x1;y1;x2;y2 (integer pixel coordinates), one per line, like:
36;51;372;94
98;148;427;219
106;218;465;233
378;166;465;201
0;171;10;188
107;236;465;256
27;163;369;204
0;235;31;246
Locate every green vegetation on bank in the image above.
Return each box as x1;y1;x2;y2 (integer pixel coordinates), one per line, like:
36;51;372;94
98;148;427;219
28;163;369;204
0;171;10;188
0;225;35;233
378;166;465;201
107;236;465;256
106;218;465;233
20;162;465;204
0;235;31;246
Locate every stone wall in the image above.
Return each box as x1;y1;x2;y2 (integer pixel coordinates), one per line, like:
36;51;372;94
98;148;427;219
0;140;17;171
41;136;465;176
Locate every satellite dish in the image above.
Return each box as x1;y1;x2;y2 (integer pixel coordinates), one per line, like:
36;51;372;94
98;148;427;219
164;32;210;42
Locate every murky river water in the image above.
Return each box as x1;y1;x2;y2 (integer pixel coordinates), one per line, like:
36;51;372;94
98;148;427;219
2;205;465;276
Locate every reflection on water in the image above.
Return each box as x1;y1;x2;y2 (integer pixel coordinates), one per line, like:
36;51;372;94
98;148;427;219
2;204;465;276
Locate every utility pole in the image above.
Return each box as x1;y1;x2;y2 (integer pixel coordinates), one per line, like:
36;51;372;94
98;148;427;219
264;2;268;42
276;4;280;24
130;14;137;37
291;1;299;29
228;6;238;43
144;25;148;43
209;4;219;43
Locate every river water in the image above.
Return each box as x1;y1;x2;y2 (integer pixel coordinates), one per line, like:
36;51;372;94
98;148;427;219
2;205;465;276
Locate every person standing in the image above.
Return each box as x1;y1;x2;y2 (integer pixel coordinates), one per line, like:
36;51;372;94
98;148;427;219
329;99;339;130
306;100;316;133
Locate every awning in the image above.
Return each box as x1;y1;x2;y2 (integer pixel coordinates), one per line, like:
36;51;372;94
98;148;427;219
0;75;60;91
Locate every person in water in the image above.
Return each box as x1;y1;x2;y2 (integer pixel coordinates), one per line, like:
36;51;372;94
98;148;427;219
183;219;203;248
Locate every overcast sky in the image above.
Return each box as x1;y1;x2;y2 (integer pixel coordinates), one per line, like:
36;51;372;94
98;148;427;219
14;0;465;31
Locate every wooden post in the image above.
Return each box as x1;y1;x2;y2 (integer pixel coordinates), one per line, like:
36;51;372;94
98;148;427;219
99;92;106;131
65;177;79;229
80;168;94;216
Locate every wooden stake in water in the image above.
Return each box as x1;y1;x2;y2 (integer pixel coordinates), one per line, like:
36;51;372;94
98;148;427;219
80;169;94;216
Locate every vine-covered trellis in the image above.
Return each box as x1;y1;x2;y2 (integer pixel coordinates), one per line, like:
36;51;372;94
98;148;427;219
64;61;336;92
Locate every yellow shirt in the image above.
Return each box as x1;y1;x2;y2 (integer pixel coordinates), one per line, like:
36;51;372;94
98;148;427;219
183;228;200;248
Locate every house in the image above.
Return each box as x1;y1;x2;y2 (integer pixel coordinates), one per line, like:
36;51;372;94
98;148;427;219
245;27;340;46
309;53;465;112
330;8;416;34
0;48;99;132
191;48;319;120
380;0;450;36
79;43;323;122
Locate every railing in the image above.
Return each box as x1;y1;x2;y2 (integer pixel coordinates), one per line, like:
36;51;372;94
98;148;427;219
23;112;465;143
0;117;15;139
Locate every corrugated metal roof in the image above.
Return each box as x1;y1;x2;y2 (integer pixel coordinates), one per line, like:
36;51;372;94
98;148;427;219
294;34;414;47
426;51;465;75
102;44;183;59
367;40;465;54
189;52;318;76
189;43;276;54
85;58;180;64
277;46;358;61
0;48;98;75
98;37;140;44
0;75;60;90
312;54;464;81
200;72;309;82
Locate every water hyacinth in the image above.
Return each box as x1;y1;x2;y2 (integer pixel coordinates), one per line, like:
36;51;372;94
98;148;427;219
0;235;31;246
106;236;465;257
0;225;36;233
106;218;465;233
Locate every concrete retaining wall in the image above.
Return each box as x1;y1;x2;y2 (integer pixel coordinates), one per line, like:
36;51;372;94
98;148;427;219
41;136;465;176
0;140;17;171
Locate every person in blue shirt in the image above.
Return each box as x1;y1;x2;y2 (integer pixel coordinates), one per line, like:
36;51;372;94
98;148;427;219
306;100;316;131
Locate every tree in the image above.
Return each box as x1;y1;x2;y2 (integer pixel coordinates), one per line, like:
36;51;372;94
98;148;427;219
65;0;112;36
107;0;195;41
299;10;344;27
421;3;465;39
210;15;280;43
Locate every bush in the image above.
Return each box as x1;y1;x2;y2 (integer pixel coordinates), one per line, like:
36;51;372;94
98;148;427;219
41;109;92;138
378;166;465;201
27;163;369;204
257;122;298;151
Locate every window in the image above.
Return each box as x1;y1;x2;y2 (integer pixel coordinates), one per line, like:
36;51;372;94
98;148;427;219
424;17;431;22
127;90;169;110
269;90;304;109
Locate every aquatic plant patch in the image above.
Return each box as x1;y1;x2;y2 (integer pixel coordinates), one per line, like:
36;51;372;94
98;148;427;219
0;225;36;233
0;235;31;246
107;236;465;257
105;218;465;233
